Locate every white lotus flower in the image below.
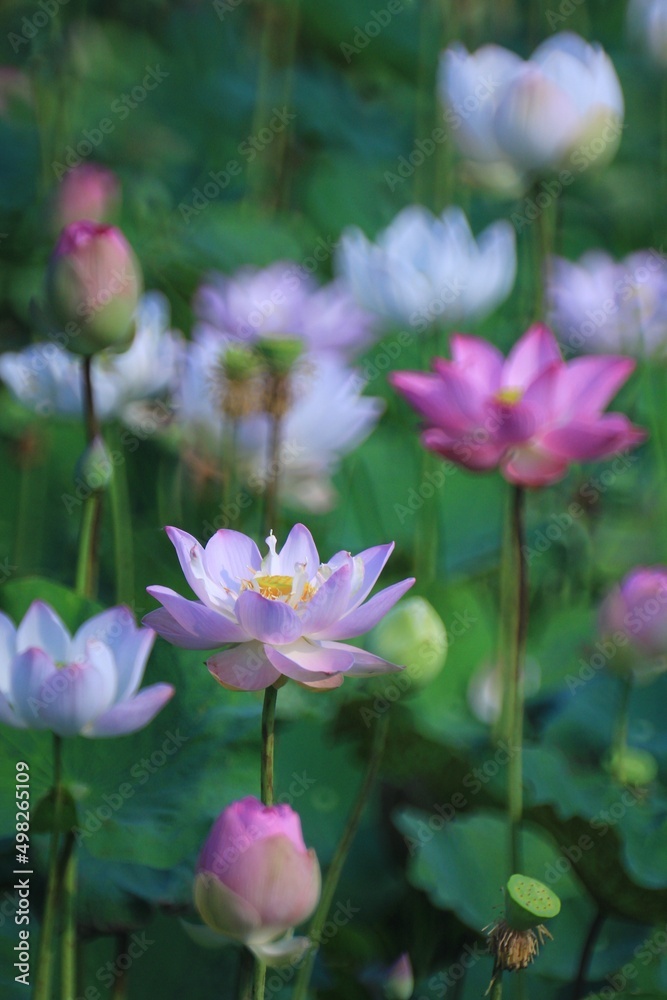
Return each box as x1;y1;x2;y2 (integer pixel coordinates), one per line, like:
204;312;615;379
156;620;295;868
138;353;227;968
547;248;667;357
439;32;624;190
336;205;516;331
0;293;183;421
628;0;667;68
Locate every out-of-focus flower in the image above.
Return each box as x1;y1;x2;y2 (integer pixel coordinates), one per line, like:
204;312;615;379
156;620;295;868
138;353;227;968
547;249;667;358
194;262;378;358
337;206;516;330
628;0;667;68
369;597;447;688
439;32;624;191
172;338;383;512
194;797;320;949
0;292;182;421
0;602;173;737
51;163;121;233
383;953;414;1000
145;522;415;691
599;567;667;659
390;324;644;488
46;221;142;355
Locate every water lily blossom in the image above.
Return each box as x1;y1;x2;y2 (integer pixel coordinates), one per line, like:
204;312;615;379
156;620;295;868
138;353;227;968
145;523;415;690
439;32;624;191
337;205;516;330
194;796;320;949
0;601;173;737
390;324;644;488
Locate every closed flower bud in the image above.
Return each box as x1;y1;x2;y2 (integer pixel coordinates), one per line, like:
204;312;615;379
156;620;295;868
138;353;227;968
75;434;113;493
52;164;121;234
194;797;320;946
383;953;414;999
599;567;667;661
370;597;447;688
47;221;142;356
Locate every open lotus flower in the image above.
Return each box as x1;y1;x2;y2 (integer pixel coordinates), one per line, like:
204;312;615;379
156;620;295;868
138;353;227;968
0;602;174;737
336;205;516;330
145;523;415;690
194;797;320;953
439;32;624;190
390;324;645;488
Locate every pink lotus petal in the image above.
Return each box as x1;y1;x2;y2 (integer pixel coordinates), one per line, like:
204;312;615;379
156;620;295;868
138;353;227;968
235;591;302;645
143;608;230;650
0;691;25;729
450;333;504;393
297;559;354;635
85;683;175;737
319;641;404;675
422;427;507;470
390;368;485;432
502;323;562;388
344;543;395;614
204;529;262;593
146;586;247;645
72;606;155;701
313;578;415;641
540;414;645;461
10;647;56;728
16;601;70;661
298;674;345;690
207;641;281;691
165;526;211;604
554;355;636;417
276;523;320;576
264;640;354;681
502;445;569;487
37;642;118;737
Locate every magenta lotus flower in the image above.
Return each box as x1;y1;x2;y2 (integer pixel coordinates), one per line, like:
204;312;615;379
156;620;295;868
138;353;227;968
145;523;415;691
0;602;174;737
599;567;667;659
194;796;320;946
390;324;645;488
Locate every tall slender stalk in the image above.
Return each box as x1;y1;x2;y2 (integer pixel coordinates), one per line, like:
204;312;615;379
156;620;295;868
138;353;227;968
77;357;103;598
34;735;63;1000
260;685;277;807
111;932;130;1000
60;832;77;1000
108;427;134;605
292;714;390;1000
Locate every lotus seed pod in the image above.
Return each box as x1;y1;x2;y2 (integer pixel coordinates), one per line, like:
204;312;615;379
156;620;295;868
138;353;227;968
255;336;303;375
606;746;658;788
370;597;447;689
505;875;561;932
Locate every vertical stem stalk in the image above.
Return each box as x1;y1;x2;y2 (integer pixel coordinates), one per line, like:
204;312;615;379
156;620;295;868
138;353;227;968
60;832;77;1000
292;714;390;1000
34;735;63;1000
111;932;130;1000
260;684;277;807
504;485;527;875
77;357;103;599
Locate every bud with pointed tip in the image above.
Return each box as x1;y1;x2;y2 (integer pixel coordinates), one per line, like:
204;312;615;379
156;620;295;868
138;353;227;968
75;434;113;492
194;796;321;947
47;221;142;356
370;597;447;689
383;953;414;999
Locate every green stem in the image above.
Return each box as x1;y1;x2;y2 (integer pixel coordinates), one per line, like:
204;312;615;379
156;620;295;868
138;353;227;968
111;932;130;1000
292;713;390;1000
612;673;632;766
252;960;266;1000
77;356;103;599
490;977;503;1000
572;909;605;1000
108;427;134;605
507;486;528;875
238;948;254;1000
34;735;63;1000
260;685;278;807
60;832;77;1000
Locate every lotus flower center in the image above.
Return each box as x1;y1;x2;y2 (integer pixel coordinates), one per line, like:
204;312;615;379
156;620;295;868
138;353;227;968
495;387;523;405
246;573;317;604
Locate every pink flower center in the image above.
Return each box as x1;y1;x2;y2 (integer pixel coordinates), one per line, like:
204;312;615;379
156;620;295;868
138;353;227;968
495;387;524;405
243;574;317;604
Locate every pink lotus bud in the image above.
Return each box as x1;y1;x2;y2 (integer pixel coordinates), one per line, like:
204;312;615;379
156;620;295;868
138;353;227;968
383;953;414;999
47;221;142;355
52;164;120;233
599;567;667;660
194;797;321;945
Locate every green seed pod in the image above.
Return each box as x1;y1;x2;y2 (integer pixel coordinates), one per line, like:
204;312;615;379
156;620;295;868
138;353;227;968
255;336;303;375
505;875;561;932
606;747;658;788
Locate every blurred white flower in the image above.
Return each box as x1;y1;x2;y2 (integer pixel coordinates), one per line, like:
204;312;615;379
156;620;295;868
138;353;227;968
628;0;667;68
194;262;378;359
547;248;667;357
0;292;183;420
172;335;382;512
439;32;624;191
336;205;516;331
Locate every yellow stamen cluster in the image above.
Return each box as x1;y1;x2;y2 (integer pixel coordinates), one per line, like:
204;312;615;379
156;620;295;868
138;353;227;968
486;920;553;992
495;387;523;405
241;574;317;604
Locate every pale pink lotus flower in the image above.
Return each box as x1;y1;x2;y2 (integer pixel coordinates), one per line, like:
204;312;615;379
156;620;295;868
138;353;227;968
390;324;644;488
0;602;173;737
145;523;414;691
194;796;320;948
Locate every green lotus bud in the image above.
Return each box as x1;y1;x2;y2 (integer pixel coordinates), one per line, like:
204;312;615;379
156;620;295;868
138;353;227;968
47;221;142;356
369;597;447;688
75;434;113;492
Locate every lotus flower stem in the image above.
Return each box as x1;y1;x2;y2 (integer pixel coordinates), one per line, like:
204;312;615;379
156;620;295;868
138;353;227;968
60;832;77;1000
293;712;389;1000
34;735;64;1000
77;357;103;599
572;908;605;1000
260;684;278;807
111;933;130;1000
490;978;503;1000
108;444;134;605
252;960;267;1000
612;673;632;768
